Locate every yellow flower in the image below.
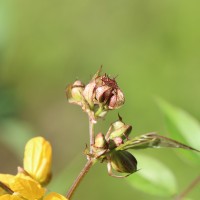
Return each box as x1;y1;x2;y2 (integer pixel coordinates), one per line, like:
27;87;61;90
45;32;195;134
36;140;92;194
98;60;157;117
24;137;52;185
44;192;68;200
11;173;45;200
0;174;15;196
0;194;23;200
0;137;68;200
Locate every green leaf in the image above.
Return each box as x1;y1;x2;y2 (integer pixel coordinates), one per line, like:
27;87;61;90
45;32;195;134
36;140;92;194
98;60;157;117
126;153;178;197
157;98;200;163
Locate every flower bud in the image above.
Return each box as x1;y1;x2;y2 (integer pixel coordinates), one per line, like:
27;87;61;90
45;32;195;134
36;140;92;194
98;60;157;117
107;119;132;140
92;133;108;158
108;88;125;109
94;133;107;149
110;150;137;174
66;80;85;106
83;80;96;108
66;68;125;121
83;68;102;108
95;86;113;103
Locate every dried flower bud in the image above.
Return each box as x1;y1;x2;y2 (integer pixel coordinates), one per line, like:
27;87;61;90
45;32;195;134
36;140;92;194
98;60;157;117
107;119;132;140
108;88;125;109
83;70;125;110
66;68;125;121
83;68;102;108
83;79;96;108
110;150;137;174
95;86;113;103
66;80;85;106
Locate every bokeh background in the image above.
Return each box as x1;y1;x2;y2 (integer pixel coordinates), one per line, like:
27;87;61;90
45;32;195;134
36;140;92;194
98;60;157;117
0;0;200;199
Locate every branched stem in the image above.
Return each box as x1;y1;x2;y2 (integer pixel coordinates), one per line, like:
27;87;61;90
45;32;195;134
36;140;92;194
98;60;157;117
175;174;200;200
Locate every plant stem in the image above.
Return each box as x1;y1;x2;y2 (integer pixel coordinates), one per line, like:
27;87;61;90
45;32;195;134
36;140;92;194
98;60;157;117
89;117;95;154
66;159;95;199
175;174;200;200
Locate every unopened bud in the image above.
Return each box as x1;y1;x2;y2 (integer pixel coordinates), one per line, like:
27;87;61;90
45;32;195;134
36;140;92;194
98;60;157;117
66;80;85;105
95;86;113;103
108;88;125;109
66;68;125;121
94;133;107;148
110;150;137;174
108;119;132;140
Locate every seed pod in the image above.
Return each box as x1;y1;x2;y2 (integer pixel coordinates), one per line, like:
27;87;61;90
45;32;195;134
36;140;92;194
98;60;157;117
110;150;137;174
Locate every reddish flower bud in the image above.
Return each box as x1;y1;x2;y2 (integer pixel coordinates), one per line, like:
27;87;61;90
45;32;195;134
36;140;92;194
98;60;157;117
108;88;125;109
95;86;113;103
66;68;125;121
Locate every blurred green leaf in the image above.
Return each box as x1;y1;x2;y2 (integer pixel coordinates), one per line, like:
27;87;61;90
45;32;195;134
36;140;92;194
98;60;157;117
0;87;19;119
157;98;200;164
0;119;35;158
126;153;178;197
48;153;86;195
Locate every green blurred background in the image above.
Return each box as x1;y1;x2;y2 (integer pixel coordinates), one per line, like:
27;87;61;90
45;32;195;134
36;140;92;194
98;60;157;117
0;0;200;199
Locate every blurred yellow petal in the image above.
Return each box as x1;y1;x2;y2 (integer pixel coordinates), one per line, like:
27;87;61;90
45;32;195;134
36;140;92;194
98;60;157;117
0;174;15;195
0;194;22;200
0;187;6;196
23;137;52;184
44;192;68;200
0;174;15;187
9;174;45;200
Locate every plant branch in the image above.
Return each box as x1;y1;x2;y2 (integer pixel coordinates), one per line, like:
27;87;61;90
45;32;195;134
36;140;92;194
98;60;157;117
175;174;200;200
89;117;95;154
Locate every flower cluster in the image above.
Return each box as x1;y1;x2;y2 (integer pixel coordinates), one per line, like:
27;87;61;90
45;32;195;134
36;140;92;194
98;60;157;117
67;69;200;179
91;117;138;178
66;68;125;122
0;137;68;200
